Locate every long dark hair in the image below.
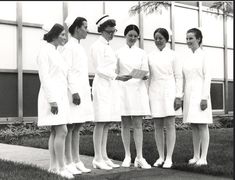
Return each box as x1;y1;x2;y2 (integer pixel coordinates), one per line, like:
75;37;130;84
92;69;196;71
124;24;139;36
68;17;87;35
43;23;64;43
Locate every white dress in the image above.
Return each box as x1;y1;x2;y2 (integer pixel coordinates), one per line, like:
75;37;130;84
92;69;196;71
116;45;150;116
37;42;70;126
90;36;121;122
182;48;213;124
62;37;94;124
148;47;183;118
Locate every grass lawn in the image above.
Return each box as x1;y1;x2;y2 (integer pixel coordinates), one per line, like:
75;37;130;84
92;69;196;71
0;128;233;178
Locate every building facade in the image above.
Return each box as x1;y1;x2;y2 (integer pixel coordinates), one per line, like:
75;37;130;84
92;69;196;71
0;1;233;123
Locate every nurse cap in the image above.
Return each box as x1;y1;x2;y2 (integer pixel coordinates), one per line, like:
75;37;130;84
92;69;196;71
96;14;114;27
65;14;78;28
42;21;62;33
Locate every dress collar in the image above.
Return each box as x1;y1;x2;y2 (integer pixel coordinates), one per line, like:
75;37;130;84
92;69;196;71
99;36;109;45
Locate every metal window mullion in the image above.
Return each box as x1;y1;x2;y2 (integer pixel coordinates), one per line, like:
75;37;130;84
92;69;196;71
16;2;23;122
63;2;68;42
138;1;144;49
170;2;175;50
223;13;228;114
198;1;202;27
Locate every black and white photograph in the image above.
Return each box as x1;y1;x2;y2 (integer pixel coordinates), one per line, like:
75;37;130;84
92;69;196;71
0;1;233;180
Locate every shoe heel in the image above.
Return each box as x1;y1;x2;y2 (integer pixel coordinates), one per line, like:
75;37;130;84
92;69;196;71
134;161;138;168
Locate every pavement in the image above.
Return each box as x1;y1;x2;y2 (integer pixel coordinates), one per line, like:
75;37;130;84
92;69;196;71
0;143;232;180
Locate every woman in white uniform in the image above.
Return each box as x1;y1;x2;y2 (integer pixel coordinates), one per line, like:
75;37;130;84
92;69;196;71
116;24;151;169
183;28;212;166
90;15;132;170
62;16;93;174
37;23;74;179
148;28;183;168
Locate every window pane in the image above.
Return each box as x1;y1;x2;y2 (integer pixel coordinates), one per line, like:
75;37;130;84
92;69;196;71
0;1;16;21
143;5;171;40
227;16;233;49
105;1;139;37
174;6;198;43
227;49;233;80
22;1;63;24
202;11;223;47
0;25;17;69
22;27;44;70
67;1;103;34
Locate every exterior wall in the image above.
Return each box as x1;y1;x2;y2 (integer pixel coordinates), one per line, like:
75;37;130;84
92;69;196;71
0;1;233;123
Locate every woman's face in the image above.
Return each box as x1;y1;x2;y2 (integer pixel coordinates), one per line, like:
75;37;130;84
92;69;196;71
126;30;138;47
186;32;200;50
77;21;88;39
56;30;67;46
154;32;167;50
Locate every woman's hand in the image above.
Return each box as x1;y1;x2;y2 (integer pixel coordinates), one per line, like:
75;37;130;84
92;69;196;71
174;97;182;111
142;76;149;80
72;93;81;105
50;102;58;115
116;75;132;81
200;99;207;111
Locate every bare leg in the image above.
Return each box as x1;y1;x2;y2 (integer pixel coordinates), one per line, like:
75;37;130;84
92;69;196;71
198;124;209;162
132;116;143;159
154;118;165;160
93;122;105;162
190;124;200;161
164;116;176;162
54;125;68;170
121;116;132;159
65;124;74;165
72;123;83;163
101;123;110;160
48;127;57;170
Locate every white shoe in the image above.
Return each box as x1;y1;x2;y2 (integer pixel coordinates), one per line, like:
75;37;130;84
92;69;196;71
66;163;82;175
121;157;131;167
162;160;173;169
58;168;74;179
188;158;199;165
153;158;164;167
75;161;91;173
105;159;120;168
48;168;59;174
195;159;208;166
92;159;112;170
134;158;151;169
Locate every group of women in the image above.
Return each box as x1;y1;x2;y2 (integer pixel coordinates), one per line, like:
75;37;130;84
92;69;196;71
37;14;213;179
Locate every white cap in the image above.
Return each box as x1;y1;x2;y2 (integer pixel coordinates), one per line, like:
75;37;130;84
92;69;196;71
65;14;78;28
42;21;61;33
96;14;114;27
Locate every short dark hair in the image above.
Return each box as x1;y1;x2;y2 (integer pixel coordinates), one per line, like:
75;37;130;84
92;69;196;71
124;24;139;36
187;28;203;46
68;17;87;35
97;19;116;33
153;28;169;42
43;23;64;43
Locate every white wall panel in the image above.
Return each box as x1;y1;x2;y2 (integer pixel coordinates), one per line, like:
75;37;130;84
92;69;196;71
227;49;233;80
0;25;17;69
143;6;171;40
174;6;198;43
22;27;44;70
67;1;103;34
22;1;63;24
227;16;233;49
105;1;139;37
0;1;16;21
202;12;223;47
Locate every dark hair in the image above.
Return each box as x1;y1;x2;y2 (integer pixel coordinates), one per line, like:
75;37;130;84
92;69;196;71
124;24;139;36
153;28;169;42
68;17;87;35
187;28;203;46
43;23;64;43
97;19;116;33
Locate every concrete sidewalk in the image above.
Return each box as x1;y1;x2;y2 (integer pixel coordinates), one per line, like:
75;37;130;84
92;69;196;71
0;143;231;180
